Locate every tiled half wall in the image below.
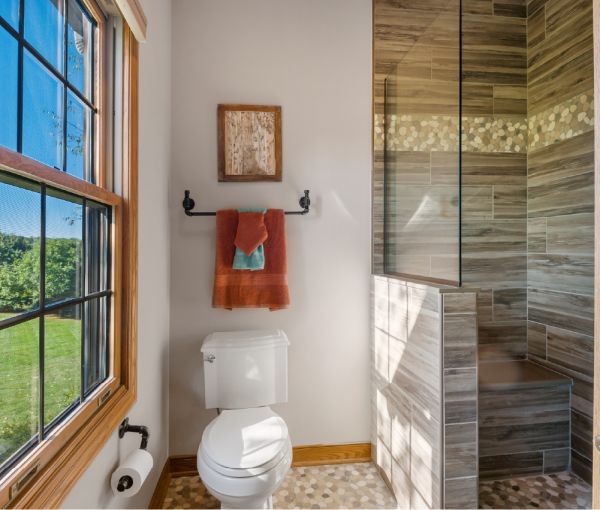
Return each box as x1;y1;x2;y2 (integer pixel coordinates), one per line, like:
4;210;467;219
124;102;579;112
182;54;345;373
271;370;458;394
371;276;478;509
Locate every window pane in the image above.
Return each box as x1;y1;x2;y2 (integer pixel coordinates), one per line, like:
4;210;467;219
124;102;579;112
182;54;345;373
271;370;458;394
44;304;80;427
0;0;19;29
45;189;82;304
83;297;107;394
67;0;93;100
0;173;41;319
0;27;18;151
24;0;64;73
0;319;40;467
86;201;108;294
23;50;64;170
66;91;92;180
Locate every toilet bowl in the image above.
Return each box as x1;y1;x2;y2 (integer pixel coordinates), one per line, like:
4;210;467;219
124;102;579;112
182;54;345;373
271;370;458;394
197;407;291;509
198;330;292;509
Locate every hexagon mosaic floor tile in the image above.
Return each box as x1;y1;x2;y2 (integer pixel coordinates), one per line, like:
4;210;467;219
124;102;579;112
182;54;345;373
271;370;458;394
161;462;397;509
479;471;592;509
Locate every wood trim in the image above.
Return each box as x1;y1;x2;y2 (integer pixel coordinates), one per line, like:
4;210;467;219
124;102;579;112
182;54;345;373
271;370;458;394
217;104;283;182
0;377;118;503
8;388;135;509
120;25;139;392
113;0;148;43
0;147;120;206
593;0;600;506
148;459;172;510
170;455;199;477
0;24;140;509
291;443;372;467
167;443;372;476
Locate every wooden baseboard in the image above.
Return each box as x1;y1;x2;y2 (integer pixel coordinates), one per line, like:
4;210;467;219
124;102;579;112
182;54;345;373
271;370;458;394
169;454;199;477
148;443;371;508
291;443;372;467
148;459;171;509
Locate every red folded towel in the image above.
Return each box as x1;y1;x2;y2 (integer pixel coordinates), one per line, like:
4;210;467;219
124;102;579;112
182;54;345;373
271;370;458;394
213;209;290;310
234;212;268;255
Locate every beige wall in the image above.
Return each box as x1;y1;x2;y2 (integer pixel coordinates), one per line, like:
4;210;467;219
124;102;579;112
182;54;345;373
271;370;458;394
169;0;372;454
62;0;172;506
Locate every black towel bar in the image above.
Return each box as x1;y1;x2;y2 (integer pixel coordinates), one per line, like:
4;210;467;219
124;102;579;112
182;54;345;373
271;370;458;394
182;189;311;216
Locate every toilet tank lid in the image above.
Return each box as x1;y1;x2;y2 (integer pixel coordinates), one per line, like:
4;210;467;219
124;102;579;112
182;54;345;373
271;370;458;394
202;329;290;351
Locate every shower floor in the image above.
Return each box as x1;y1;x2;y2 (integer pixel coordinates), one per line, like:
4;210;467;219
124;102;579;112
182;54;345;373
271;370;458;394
479;472;591;509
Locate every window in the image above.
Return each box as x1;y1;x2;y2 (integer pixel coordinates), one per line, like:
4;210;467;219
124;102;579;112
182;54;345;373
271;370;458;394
0;172;110;475
0;0;141;506
1;0;97;181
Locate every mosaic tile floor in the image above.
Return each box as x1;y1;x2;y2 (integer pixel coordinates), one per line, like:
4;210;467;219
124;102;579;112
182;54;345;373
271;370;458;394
161;462;396;509
479;472;592;509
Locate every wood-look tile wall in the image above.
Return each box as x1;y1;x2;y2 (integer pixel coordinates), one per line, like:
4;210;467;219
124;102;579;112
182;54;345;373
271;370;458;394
371;275;479;509
479;382;571;479
373;0;530;362
525;0;594;484
460;0;528;362
442;292;479;509
371;276;444;509
372;0;461;279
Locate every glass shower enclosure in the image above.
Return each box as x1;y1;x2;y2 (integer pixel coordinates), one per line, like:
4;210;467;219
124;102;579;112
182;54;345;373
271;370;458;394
381;3;461;285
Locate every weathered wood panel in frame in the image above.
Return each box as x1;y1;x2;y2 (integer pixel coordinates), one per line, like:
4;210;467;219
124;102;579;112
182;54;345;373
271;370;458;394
217;104;282;182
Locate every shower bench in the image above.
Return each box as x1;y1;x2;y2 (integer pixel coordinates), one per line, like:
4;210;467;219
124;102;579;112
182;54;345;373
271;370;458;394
478;360;572;480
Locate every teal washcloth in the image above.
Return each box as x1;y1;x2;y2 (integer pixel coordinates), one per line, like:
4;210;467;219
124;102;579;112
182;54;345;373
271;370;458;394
233;208;267;270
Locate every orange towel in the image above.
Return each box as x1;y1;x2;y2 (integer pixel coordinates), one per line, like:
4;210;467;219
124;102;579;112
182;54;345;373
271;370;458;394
213;209;290;310
235;212;268;255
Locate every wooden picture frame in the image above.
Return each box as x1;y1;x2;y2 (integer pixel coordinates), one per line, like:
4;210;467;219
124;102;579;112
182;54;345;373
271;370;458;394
218;104;282;182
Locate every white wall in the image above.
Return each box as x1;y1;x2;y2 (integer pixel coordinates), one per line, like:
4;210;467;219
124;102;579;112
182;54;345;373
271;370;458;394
170;0;372;455
62;0;172;506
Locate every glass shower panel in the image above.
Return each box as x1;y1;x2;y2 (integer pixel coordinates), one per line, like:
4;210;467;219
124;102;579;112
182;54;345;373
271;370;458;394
382;1;461;284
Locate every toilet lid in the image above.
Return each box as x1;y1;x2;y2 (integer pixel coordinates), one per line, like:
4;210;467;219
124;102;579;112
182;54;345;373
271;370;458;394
201;407;289;472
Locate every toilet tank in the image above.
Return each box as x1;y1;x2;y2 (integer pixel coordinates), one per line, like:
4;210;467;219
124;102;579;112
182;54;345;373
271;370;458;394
201;329;289;409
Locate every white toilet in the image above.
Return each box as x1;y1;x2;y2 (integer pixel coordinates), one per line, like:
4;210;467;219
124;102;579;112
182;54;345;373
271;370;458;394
197;330;292;509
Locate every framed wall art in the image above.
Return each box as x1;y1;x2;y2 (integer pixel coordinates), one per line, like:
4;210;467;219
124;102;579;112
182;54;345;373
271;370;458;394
217;104;282;182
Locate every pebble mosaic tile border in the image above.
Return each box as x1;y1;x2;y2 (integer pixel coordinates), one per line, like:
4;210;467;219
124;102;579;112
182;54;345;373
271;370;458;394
373;91;595;155
161;462;397;510
374;114;460;152
374;114;528;153
528;92;594;152
463;116;528;153
479;471;592;509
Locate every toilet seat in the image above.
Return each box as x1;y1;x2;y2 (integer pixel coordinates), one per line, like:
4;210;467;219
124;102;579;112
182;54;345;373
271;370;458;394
198;440;292;501
200;407;290;478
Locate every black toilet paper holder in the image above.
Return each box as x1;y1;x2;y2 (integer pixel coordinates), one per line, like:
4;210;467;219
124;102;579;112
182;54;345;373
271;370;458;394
116;418;150;493
119;417;149;450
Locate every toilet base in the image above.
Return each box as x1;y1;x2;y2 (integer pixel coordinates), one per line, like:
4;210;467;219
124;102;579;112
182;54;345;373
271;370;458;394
221;495;272;509
208;487;274;509
197;433;292;510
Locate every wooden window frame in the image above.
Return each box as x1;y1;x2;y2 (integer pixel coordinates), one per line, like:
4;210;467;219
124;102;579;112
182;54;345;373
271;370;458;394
0;3;139;506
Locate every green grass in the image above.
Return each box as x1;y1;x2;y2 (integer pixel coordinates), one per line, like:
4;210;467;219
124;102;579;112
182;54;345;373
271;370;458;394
0;313;80;465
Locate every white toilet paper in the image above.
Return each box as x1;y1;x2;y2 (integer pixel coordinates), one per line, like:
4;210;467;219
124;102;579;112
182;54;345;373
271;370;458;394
111;448;154;497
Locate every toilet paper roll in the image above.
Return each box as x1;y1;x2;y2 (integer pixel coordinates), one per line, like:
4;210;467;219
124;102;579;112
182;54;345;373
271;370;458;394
111;448;154;497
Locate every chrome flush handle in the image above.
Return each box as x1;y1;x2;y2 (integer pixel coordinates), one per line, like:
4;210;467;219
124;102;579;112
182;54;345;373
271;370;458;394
204;354;216;363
